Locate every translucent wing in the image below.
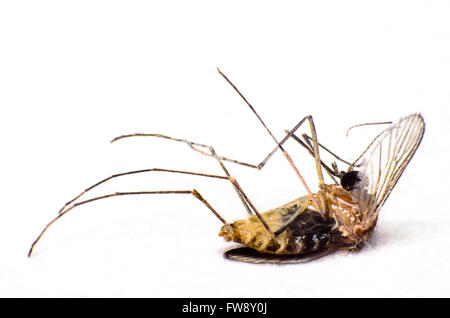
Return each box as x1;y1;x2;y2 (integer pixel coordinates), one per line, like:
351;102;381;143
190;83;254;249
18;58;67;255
351;113;425;220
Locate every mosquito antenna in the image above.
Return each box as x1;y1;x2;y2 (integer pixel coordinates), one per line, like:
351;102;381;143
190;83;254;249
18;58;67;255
346;121;392;137
217;67;323;216
347;121;394;168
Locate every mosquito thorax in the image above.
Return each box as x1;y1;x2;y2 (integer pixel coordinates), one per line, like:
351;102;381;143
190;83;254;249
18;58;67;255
340;170;361;191
318;184;364;244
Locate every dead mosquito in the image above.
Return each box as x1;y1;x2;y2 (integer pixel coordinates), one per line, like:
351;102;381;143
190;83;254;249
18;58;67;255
28;68;425;264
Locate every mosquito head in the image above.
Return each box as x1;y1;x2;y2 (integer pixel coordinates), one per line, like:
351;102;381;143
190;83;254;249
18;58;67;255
340;170;361;191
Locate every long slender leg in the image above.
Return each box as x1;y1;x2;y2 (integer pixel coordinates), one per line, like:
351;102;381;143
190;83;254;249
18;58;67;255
111;134;254;217
112;127;349;183
35;165;274;248
111;133;262;169
111;128;305;171
216;69;334;217
297;133;352;166
28;189;225;257
278;115;325;186
52;167;272;230
112;116;326;214
56;168;229;215
112;126;326;216
194;145;254;217
112;128;321;213
111;121;327;216
283;130;338;184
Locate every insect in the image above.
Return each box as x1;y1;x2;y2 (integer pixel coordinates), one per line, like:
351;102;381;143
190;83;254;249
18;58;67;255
28;69;425;264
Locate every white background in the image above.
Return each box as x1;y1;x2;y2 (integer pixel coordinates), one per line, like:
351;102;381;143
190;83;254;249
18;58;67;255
1;1;449;297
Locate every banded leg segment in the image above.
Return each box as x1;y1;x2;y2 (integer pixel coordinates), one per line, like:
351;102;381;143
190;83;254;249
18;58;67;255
28;189;225;257
56;167;271;231
57;168;229;215
112;127;350;185
112;115;327;216
29;167;275;257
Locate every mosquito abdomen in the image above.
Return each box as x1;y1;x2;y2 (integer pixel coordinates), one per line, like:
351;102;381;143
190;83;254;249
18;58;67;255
219;199;337;255
283;211;336;254
219;212;290;254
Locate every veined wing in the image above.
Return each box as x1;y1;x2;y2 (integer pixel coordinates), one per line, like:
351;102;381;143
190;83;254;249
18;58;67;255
351;113;425;220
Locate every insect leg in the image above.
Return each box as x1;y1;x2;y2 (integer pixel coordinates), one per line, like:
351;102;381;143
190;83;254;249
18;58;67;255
298;133;352;166
28;189;226;257
113;83;328;215
285;132;353;184
31;167;274;254
112;126;347;185
111;133;261;170
111;124;326;222
55;168;229;215
288;132;339;184
217;69;326;216
111;130;300;218
112;125;327;172
54;168;269;229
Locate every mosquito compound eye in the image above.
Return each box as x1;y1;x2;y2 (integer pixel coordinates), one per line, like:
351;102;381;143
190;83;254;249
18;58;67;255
340;170;361;191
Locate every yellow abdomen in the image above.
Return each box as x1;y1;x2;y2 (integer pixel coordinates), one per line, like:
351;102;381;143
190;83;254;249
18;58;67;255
219;196;336;255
